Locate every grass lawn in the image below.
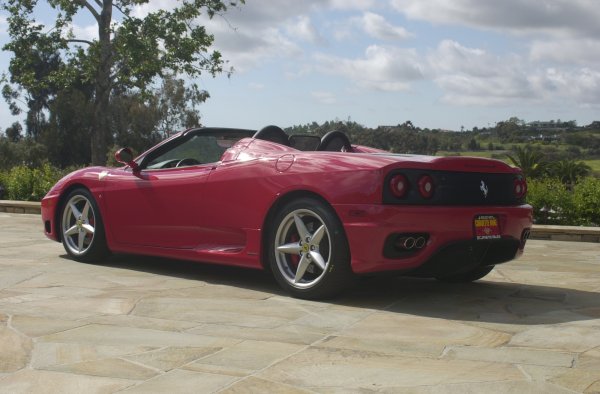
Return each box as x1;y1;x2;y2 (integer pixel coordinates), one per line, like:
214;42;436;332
584;159;600;171
584;159;600;176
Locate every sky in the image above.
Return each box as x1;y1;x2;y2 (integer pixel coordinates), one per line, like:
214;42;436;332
1;0;600;132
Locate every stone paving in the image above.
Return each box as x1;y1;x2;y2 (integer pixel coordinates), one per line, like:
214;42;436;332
1;213;599;393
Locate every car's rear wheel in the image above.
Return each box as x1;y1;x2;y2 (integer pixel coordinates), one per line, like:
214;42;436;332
60;188;109;262
268;197;353;299
435;265;495;283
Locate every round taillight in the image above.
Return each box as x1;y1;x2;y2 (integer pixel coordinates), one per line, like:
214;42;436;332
418;175;434;199
390;174;409;198
514;177;527;199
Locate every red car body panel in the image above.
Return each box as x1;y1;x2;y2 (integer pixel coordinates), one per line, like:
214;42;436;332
41;130;533;275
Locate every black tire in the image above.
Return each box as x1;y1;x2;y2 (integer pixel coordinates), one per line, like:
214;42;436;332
435;265;495;283
60;188;109;262
267;197;354;299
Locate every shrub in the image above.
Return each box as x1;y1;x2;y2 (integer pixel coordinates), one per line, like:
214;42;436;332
572;177;600;226
0;170;7;199
2;163;65;201
526;178;574;225
32;163;64;201
527;177;600;226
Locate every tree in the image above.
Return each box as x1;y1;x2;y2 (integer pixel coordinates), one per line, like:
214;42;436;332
400;120;415;131
2;0;244;165
156;75;210;138
467;138;480;151
506;145;547;179
42;88;95;167
4;122;22;142
548;160;591;188
1;46;63;139
495;119;521;141
110;90;162;156
586;121;600;130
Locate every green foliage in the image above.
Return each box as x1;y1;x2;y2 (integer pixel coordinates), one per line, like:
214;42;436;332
1;0;244;165
527;177;600;226
571;177;600;226
0;135;48;169
4;121;22;142
467;138;480;151
506;145;547;178
526;178;573;225
495;118;522;141
155;75;209;137
0;137;18;169
0;170;6;199
0;163;64;201
547;159;592;186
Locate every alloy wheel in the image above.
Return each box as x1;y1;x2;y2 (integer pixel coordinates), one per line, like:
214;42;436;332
61;194;96;256
274;208;332;289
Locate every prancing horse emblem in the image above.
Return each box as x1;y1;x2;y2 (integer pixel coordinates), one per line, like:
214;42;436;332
480;180;489;198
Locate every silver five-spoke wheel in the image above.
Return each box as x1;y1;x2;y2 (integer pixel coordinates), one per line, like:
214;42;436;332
60;189;108;262
268;197;353;299
62;194;96;256
275;209;332;289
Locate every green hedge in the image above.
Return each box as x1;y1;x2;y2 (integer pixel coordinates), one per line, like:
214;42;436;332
0;164;68;201
527;177;600;226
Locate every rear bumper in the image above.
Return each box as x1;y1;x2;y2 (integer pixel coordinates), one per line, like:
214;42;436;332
333;204;533;275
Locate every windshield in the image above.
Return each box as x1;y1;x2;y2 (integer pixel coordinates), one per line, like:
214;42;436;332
143;129;254;169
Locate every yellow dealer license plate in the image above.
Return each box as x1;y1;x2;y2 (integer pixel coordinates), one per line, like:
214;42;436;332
474;215;501;240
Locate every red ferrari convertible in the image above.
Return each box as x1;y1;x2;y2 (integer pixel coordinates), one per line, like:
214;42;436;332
41;126;532;299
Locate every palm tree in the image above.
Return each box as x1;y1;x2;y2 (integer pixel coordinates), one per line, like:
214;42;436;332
506;145;547;178
548;159;592;188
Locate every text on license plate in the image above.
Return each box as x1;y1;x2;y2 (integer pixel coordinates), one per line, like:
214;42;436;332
474;215;501;240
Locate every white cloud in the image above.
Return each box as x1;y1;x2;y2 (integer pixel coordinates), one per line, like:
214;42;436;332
129;0;381;73
391;0;600;38
312;91;337;104
329;0;375;10
315;45;424;91
541;68;600;106
431;40;509;78
70;23;97;43
332;25;352;41
530;38;600;65
124;1;600;113
429;40;536;105
356;12;412;41
428;39;600;108
208;24;303;72
131;0;174;18
133;0;375;27
286;16;325;44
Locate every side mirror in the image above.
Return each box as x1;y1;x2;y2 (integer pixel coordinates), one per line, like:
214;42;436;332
115;148;139;171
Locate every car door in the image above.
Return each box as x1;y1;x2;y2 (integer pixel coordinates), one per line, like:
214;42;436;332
103;133;225;249
104;165;212;249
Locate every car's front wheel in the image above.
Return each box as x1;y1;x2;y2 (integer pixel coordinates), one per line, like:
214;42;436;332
267;197;353;299
60;188;109;262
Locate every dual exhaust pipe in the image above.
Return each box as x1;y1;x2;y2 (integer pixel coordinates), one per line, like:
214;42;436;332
397;236;427;250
